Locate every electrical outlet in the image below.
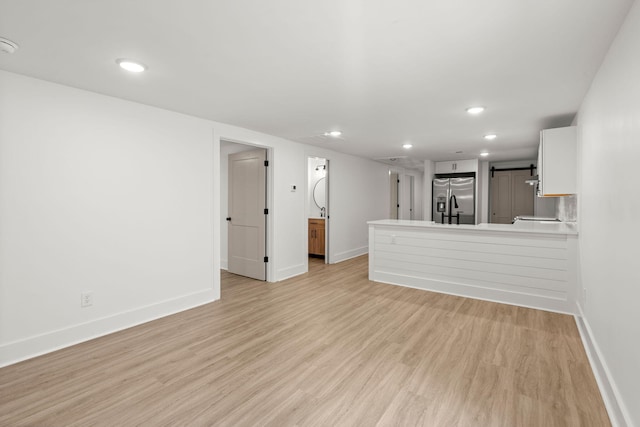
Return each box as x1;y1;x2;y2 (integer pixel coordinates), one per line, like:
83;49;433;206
81;291;93;308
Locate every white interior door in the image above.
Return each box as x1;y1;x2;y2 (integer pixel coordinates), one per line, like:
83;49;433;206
228;149;267;280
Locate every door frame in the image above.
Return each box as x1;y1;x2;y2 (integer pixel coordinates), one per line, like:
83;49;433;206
220;137;275;283
389;172;399;219
388;168;423;221
401;174;415;220
306;155;331;266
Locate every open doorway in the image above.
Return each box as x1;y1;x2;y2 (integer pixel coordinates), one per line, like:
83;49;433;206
401;175;415;220
390;172;419;220
308;157;329;264
221;140;271;281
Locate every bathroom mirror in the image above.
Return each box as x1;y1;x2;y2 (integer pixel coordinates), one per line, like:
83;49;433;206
313;177;326;209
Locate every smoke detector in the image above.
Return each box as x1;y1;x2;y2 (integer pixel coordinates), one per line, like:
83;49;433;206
0;38;19;54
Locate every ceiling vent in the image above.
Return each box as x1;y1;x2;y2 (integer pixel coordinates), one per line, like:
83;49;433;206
374;156;425;171
0;37;19;54
294;133;343;144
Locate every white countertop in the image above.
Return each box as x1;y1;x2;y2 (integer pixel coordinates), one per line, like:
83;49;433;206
368;219;578;235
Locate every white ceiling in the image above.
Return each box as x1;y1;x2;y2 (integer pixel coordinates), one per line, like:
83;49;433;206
0;0;634;165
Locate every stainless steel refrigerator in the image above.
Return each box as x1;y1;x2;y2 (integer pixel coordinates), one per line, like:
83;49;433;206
432;176;476;224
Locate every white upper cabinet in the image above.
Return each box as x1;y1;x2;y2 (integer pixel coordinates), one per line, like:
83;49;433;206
435;159;478;174
538;126;577;196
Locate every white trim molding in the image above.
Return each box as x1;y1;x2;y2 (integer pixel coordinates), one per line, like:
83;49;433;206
575;305;632;427
276;263;306;282
333;246;368;264
0;289;217;368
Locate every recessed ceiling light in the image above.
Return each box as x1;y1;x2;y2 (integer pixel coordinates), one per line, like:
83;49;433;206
0;37;19;54
466;106;485;115
116;58;147;73
402;143;413;149
324;131;342;137
480;152;489;157
484;134;497;140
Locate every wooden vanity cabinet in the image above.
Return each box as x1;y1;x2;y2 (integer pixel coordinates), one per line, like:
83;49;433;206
308;218;325;256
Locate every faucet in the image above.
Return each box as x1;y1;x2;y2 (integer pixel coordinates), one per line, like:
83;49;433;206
448;195;459;224
320;207;326;218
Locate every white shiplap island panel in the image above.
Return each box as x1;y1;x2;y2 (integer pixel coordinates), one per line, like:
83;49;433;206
368;220;578;314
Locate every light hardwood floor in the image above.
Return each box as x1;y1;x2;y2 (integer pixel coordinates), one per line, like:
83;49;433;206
0;256;609;426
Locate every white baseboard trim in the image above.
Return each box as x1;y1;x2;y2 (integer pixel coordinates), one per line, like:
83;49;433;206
332;246;368;264
372;271;574;315
0;289;218;368
574;304;631;427
221;258;228;270
276;263;306;282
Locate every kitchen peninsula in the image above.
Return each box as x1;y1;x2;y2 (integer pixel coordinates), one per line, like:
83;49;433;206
368;219;578;314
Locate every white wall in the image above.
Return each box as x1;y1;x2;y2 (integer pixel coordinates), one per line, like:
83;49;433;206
0;70;389;366
535;195;558;219
423;160;435;220
478;160;490;224
575;2;640;426
556;194;577;222
0;71;217;365
411;171;424;220
304;147;390;264
330;156;389;262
